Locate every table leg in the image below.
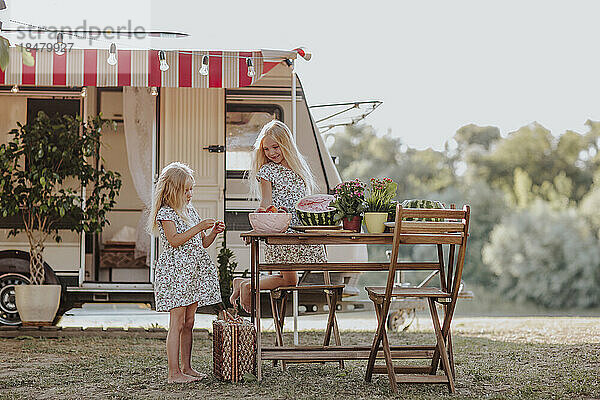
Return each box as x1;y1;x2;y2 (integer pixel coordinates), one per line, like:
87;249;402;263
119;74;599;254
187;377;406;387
250;240;256;324
251;239;262;381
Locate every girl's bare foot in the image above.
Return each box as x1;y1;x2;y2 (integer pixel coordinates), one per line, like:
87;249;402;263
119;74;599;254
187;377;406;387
240;297;252;313
167;372;201;383
239;282;253;313
229;277;244;306
182;368;207;379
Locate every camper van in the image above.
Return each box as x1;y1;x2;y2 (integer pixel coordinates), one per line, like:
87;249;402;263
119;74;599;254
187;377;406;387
0;47;367;326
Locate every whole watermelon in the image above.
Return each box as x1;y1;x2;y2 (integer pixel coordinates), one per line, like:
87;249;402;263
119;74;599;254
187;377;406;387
401;199;445;221
295;194;337;226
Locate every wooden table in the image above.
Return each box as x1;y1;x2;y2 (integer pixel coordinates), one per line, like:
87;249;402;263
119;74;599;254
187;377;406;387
240;230;461;381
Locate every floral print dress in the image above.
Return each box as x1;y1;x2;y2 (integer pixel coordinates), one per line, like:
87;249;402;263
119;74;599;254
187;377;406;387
154;205;221;312
257;162;327;264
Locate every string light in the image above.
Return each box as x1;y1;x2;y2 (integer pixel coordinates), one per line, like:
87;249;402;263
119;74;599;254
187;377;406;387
107;43;117;66
150;87;158;96
11;85;18;93
55;32;65;56
7;19;313;65
80;87;87;97
246;57;255;77
199;55;209;76
158;50;169;71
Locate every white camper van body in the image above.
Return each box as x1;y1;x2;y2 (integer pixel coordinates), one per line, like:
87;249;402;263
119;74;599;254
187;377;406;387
0;48;367;325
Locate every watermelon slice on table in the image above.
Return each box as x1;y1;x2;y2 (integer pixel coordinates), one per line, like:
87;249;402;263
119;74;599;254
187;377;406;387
295;194;337;226
401;199;446;221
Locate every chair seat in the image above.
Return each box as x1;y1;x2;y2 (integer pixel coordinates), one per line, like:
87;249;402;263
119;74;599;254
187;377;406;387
365;286;451;299
273;284;345;292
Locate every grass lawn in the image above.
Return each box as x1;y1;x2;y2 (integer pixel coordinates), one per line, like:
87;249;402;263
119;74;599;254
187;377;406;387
1;319;599;400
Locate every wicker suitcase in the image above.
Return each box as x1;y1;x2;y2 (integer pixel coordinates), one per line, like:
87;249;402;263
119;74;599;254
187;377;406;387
213;318;257;382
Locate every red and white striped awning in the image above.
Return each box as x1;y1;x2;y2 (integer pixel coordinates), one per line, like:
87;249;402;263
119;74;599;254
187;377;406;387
0;48;284;88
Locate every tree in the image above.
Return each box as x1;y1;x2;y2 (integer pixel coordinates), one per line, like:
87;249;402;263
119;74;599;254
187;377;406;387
464;122;599;204
327;124;401;180
0;112;122;284
327;124;456;199
424;180;509;285
454;124;501;152
482;202;600;308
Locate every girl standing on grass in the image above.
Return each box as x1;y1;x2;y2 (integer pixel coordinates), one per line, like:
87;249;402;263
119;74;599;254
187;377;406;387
149;162;225;383
229;120;327;312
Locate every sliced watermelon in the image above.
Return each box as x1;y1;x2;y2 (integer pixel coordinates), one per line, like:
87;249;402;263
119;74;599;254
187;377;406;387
295;194;337;226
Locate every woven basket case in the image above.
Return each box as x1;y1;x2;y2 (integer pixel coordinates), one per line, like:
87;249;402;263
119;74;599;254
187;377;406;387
213;319;257;382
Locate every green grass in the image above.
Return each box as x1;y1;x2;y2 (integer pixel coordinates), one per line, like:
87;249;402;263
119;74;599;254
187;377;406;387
1;326;598;400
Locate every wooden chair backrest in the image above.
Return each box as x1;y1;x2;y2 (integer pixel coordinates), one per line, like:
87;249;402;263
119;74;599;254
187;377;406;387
384;203;471;306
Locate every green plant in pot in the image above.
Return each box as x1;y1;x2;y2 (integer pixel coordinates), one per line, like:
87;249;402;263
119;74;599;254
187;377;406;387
217;238;238;309
330;179;366;232
364;177;397;233
0;112;122;325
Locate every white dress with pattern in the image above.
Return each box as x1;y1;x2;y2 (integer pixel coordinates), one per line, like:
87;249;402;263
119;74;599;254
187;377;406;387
154;205;221;312
257;162;327;264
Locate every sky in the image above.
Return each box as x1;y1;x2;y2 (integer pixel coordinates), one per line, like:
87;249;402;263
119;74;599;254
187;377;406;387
3;0;600;150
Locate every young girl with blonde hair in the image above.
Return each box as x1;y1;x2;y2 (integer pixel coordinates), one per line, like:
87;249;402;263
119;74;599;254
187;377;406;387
230;120;326;311
149;162;225;383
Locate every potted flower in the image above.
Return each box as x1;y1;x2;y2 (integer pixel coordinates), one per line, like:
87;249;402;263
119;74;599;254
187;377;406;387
330;179;366;232
0;112;122;325
364;177;397;233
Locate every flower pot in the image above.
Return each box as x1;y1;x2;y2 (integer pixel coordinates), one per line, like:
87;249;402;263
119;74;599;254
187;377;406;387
14;284;61;326
364;212;388;233
342;215;363;232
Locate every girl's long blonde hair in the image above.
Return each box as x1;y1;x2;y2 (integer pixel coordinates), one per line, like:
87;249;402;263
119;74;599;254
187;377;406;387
249;120;317;198
148;162;194;235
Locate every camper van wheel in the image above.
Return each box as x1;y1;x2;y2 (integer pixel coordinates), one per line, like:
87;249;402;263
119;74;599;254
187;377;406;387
0;273;30;326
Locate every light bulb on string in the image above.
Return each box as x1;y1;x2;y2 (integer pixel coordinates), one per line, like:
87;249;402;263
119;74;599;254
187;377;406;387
150;87;159;96
107;43;117;66
158;50;169;71
80;87;87;97
11;85;18;93
246;58;255;77
55;32;65;56
199;55;209;76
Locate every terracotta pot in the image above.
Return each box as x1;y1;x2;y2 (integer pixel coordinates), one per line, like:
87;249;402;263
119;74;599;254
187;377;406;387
364;212;388;233
15;284;61;326
342;215;363;232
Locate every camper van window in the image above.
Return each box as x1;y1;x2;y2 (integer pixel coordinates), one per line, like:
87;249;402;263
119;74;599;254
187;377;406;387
27;98;81;122
225;104;282;176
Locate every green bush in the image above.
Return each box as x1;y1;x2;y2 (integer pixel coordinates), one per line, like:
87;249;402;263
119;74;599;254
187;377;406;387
482;202;600;308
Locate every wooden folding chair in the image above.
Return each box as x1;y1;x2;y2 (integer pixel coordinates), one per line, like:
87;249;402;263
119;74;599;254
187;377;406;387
364;203;470;393
269;270;345;370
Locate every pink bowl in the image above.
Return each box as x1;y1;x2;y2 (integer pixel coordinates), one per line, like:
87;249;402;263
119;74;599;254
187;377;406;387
249;212;292;233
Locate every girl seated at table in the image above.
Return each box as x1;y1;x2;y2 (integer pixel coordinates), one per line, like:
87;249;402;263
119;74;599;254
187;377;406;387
230;120;327;312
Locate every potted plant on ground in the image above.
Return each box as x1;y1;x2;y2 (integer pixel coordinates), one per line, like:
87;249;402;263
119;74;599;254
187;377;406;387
330;179;366;232
364;177;397;233
0;111;122;325
217;238;238;309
